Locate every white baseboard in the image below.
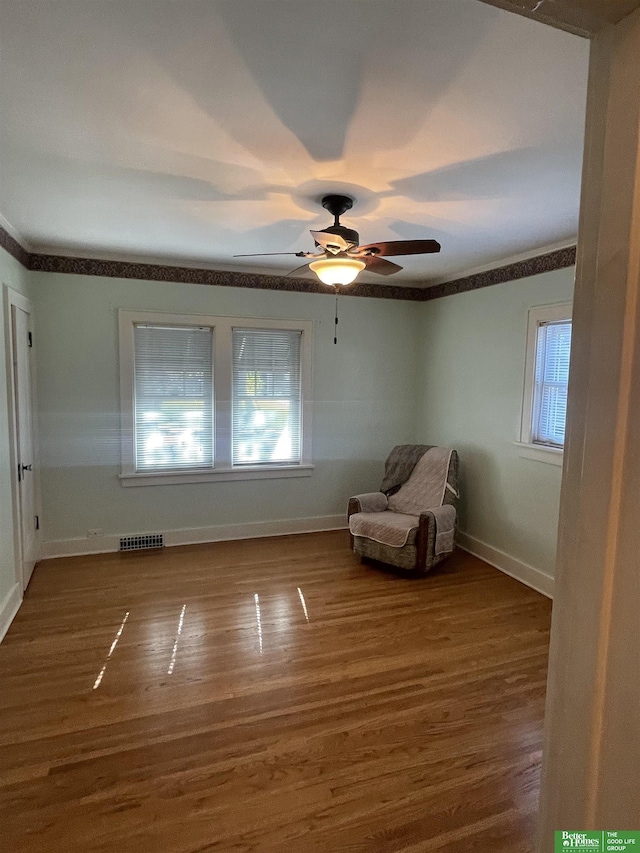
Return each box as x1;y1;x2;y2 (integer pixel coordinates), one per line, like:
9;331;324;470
457;531;554;599
41;514;349;560
0;583;22;643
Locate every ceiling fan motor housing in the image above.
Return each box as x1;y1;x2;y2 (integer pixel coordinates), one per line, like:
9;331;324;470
317;195;359;251
316;224;360;251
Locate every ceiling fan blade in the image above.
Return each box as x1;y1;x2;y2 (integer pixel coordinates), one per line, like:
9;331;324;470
233;252;301;257
363;256;403;276
310;230;349;252
357;239;441;257
286;263;313;278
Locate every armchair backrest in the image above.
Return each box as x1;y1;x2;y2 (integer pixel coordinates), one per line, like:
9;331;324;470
385;446;458;516
380;444;434;495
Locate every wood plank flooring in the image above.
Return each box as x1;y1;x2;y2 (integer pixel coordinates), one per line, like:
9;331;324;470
0;531;552;852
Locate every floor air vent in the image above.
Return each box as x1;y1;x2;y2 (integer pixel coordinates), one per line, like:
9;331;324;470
119;534;164;552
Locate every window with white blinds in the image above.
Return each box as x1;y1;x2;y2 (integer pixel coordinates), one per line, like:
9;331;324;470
133;324;214;470
532;320;572;447
120;311;312;483
520;302;572;458
232;328;302;465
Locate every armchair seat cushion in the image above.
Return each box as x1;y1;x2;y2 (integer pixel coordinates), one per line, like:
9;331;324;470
349;510;419;548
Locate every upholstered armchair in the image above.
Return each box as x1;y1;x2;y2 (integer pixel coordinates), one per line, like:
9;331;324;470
347;445;459;573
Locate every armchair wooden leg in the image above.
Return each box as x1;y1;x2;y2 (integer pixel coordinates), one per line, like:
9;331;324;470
347;498;360;551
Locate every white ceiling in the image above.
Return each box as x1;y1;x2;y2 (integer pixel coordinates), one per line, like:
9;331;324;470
0;0;590;285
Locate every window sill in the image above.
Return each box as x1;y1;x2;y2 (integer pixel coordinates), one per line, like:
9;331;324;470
513;442;563;467
119;464;315;487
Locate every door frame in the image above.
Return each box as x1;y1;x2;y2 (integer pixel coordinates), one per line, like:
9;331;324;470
3;284;41;591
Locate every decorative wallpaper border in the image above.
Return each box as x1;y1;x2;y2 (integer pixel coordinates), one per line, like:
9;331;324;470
477;0;596;39
28;252;428;301
1;223;576;302
423;246;577;301
0;223;31;269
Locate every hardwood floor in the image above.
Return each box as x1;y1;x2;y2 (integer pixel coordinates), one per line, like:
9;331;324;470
0;531;551;852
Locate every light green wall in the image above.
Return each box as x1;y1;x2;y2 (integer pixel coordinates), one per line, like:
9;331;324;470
30;272;421;542
417;266;575;577
0;246;31;605
23;261;574;577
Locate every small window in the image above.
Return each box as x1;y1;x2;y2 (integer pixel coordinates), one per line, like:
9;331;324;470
520;303;572;455
531;320;572;447
119;311;313;485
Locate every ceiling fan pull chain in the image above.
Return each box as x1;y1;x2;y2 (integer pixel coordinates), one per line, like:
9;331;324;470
334;288;339;345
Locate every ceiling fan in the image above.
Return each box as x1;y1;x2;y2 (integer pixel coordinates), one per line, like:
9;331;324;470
234;194;441;287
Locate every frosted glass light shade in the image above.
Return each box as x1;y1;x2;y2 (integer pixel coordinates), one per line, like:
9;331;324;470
309;257;366;286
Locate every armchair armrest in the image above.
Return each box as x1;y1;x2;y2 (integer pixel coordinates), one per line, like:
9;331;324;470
348;492;388;515
347;492;388;551
416;505;457;570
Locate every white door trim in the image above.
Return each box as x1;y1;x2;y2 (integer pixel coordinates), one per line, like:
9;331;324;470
3;284;41;592
538;9;640;842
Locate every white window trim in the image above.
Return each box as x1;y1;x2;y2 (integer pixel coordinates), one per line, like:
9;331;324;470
513;441;564;467
118;310;313;485
516;301;572;466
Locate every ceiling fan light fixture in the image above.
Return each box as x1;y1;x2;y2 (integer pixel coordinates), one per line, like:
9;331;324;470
309;257;366;287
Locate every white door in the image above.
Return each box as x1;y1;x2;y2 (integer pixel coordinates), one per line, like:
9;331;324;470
12;304;38;590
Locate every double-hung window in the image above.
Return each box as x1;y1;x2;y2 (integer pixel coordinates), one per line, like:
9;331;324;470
231;327;302;466
133;324;214;472
119;311;313;485
518;302;572;464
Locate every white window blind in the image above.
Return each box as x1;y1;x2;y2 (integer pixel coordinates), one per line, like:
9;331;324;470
532;320;572;447
232;328;302;466
133;324;213;471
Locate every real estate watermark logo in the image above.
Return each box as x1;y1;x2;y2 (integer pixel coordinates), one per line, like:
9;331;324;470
556;833;603;850
555;832;640;852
